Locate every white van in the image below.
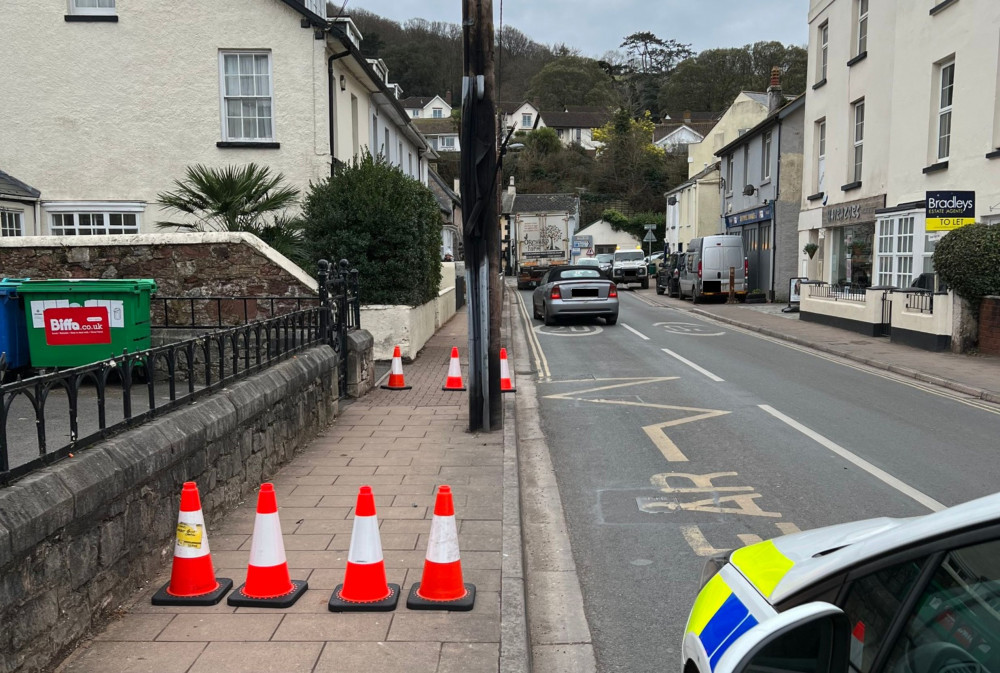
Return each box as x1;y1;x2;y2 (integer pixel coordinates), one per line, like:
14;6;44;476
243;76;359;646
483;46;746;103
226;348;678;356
678;235;748;303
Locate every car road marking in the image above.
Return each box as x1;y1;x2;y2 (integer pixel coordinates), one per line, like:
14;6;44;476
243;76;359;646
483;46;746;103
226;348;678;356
661;348;725;382
622;323;650;340
759;404;945;512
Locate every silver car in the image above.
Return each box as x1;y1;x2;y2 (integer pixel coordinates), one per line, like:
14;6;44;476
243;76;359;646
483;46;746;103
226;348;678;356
531;266;619;326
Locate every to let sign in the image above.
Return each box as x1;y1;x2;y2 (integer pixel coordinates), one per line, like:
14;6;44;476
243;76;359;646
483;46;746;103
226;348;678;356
44;307;111;346
926;191;975;232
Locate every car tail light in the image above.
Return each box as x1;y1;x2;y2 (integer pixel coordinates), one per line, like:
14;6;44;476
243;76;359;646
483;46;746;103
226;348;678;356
697;260;702;279
551;286;561;299
608;284;618;298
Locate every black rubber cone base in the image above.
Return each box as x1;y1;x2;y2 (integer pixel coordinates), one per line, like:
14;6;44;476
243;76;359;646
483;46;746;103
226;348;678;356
152;577;233;606
380;384;412;390
227;579;308;608
501;387;517;393
406;582;476;611
328;583;400;612
442;386;467;391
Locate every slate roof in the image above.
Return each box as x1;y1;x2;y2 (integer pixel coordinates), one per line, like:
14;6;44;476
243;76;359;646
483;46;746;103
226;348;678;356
540;109;610;129
0;169;41;200
715;93;806;158
400;96;435;109
653;119;719;143
428;170;459;214
502;191;515;215
413;118;457;135
498;100;533;115
511;193;578;214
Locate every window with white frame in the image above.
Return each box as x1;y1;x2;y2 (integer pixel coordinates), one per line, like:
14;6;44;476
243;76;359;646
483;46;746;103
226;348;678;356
384;128;391;160
557;129;564;138
853;100;865;182
876;216;915;287
398;141;403;167
817;119;827;193
220;52;274;142
522;113;532;128
856;0;869;55
761;131;772;181
937;60;955;161
412;109;420;118
1;211;24;237
432;107;443;118
819;21;829;81
742;146;749;187
726;155;734;194
48;208;141;236
441;136;455;150
575;128;582;142
70;0;116;15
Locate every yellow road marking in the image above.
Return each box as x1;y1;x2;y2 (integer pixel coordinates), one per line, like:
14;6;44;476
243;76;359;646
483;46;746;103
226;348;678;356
681;525;729;557
513;289;551;380
738;533;764;546
775;522;801;535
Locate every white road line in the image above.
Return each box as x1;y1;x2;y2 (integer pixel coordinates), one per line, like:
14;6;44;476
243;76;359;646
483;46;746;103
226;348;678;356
621;323;650;341
661;348;725;382
759;404;945;512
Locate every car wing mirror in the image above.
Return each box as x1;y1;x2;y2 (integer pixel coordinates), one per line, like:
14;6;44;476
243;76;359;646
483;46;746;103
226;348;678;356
705;602;850;673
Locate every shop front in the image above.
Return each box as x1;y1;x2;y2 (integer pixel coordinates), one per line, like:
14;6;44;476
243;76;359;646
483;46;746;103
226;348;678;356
821;195;885;291
726;204;773;295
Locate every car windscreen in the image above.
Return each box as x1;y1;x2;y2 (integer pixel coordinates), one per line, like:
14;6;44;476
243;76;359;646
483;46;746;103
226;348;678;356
597;254;613;262
615;251;644;261
555;269;602;280
577;258;599;266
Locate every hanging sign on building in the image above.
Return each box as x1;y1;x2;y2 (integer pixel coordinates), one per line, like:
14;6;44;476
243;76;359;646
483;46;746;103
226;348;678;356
926;191;975;232
726;204;773;229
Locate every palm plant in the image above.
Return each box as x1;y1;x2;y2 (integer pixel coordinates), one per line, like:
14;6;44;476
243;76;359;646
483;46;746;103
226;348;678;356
157;163;306;264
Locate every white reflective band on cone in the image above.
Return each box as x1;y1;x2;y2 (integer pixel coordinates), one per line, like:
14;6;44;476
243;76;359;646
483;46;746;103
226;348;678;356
248;512;287;567
174;508;210;559
391;357;403;374
448;358;461;377
500;358;511;378
347;514;384;564
425;515;461;563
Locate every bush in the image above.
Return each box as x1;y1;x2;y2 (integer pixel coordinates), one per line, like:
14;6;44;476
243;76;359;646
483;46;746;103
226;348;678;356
301;153;442;307
602;208;665;251
932;223;1000;308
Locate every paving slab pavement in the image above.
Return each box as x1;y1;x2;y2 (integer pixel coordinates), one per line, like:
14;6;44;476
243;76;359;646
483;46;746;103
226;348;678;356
55;307;525;673
636;290;1000;402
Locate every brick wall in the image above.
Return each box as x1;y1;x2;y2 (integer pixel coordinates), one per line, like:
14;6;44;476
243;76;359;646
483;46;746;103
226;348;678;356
980;296;1000;356
0;232;317;297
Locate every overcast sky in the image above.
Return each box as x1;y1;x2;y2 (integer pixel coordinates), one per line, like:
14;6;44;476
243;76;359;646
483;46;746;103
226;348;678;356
344;0;809;57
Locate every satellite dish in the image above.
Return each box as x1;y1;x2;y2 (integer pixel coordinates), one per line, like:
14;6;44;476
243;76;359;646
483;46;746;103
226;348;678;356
743;184;756;196
667;196;677;206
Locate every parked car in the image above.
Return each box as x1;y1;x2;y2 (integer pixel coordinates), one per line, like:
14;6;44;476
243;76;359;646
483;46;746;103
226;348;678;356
595;253;614;278
656;252;685;297
611;248;649;289
682;491;1000;672
531;266;618;326
575;257;602;270
678;235;747;303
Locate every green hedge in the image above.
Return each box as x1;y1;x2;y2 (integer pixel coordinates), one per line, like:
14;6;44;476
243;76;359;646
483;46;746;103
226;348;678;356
301;153;443;307
932;223;1000;309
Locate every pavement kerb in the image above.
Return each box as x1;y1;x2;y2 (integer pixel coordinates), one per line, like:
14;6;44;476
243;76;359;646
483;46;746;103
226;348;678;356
506;285;598;673
688;307;1000;404
501;287;532;673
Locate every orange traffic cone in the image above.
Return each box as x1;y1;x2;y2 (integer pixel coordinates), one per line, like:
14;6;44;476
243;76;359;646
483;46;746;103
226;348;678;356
328;486;400;612
500;348;516;393
380;345;412;390
407;485;475;611
153;482;233;605
442;347;466;391
227;483;308;608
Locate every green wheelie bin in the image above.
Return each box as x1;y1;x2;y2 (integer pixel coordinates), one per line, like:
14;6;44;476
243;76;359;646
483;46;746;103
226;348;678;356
17;279;158;368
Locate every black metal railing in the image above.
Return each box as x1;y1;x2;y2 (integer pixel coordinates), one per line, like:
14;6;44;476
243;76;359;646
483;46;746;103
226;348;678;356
0;259;362;487
153;296;321;329
0;308;324;486
807;282;868;302
900;288;935;314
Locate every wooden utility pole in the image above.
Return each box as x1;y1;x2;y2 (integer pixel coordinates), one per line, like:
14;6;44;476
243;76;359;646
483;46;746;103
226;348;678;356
460;0;501;431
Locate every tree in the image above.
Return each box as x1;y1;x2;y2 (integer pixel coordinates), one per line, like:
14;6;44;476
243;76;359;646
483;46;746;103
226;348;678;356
156;163;306;264
614;32;693;117
592;110;671;213
527;56;615;110
300;152;442;307
657;42;807;114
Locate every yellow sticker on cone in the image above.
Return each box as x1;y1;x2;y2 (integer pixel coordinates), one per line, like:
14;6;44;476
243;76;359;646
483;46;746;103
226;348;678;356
176;522;204;549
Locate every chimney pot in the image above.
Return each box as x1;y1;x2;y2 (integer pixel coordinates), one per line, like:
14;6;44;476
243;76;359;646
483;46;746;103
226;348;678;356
445;89;452;106
767;67;783;114
683;110;692;124
770;66;781;89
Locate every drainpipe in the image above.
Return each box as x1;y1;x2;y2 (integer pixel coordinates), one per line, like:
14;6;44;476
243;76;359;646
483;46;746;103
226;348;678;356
772;121;781;299
328;50;351;176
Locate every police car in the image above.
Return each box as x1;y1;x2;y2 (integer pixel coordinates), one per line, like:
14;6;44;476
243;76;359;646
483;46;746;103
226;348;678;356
683;491;1000;673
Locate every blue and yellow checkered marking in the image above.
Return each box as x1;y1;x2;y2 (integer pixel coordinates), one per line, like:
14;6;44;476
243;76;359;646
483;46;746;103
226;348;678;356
686;575;760;670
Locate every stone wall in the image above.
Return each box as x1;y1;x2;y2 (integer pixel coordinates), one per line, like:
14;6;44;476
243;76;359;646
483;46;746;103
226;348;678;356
0;346;338;673
0;232;317;297
980;297;1000;356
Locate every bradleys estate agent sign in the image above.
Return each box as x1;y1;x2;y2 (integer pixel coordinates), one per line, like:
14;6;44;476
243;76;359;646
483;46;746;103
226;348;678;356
926;191;975;232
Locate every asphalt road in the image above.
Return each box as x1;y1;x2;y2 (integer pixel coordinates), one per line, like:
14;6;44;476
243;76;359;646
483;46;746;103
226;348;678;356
515;287;1000;673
